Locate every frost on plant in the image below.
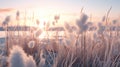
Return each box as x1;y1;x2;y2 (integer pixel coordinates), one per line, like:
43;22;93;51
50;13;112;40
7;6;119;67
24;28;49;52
8;46;27;67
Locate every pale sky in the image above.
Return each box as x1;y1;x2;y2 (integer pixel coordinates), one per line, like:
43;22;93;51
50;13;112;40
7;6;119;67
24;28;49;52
0;0;120;25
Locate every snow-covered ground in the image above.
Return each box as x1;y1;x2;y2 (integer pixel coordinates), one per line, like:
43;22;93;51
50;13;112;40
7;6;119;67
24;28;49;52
0;32;6;47
0;31;6;38
0;31;30;47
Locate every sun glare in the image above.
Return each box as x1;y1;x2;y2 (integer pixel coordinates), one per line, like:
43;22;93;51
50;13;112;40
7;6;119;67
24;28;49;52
16;8;71;28
23;8;50;27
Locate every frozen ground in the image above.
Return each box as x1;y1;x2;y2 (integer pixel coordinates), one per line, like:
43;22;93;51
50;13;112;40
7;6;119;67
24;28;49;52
0;31;6;38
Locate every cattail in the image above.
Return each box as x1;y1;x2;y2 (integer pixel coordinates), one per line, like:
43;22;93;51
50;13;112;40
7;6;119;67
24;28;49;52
80;14;88;24
97;22;105;34
87;22;93;31
102;16;106;22
76;13;88;33
8;46;27;67
112;20;118;24
2;16;11;56
16;10;20;20
28;40;35;49
2;16;10;26
54;15;60;23
34;29;42;37
76;13;88;27
76;19;84;28
80;24;88;33
64;22;72;33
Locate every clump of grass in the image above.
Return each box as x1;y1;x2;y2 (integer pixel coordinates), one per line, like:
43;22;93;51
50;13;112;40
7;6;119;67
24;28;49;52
8;45;37;67
8;46;27;67
0;9;120;67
